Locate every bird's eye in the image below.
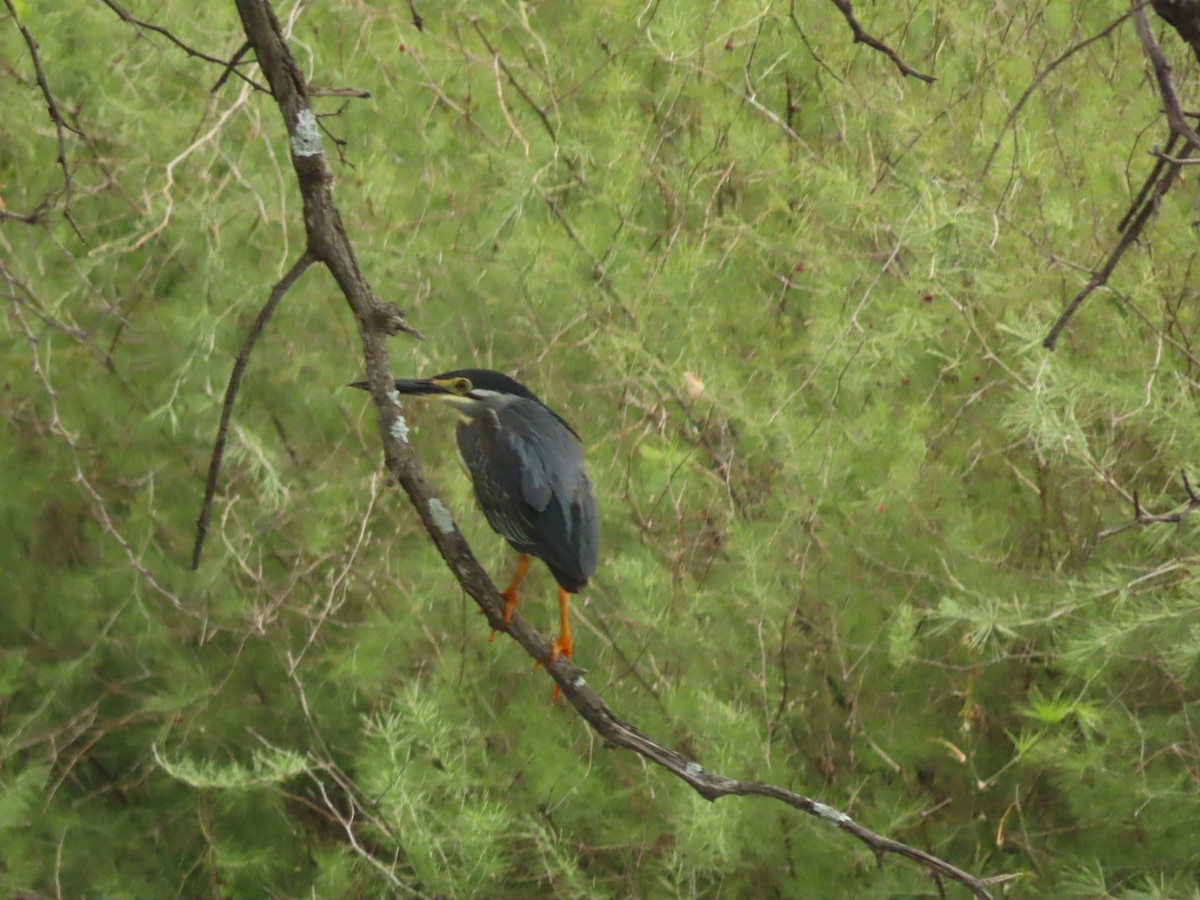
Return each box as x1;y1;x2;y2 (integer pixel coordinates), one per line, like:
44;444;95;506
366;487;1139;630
454;378;472;394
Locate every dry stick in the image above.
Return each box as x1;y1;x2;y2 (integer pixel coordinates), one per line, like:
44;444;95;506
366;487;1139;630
1042;144;1189;350
96;0;267;93
231;3;996;897
4;0;86;242
1118;132;1179;232
981;9;1134;180
211;41;254;95
1095;469;1200;541
1132;2;1200;147
826;0;935;83
192;251;315;569
1043;2;1200;349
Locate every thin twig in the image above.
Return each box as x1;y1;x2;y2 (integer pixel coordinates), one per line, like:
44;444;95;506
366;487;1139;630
210;40;253;94
1096;470;1200;541
1042;142;1189;349
825;0;935;83
192;250;315;569
470;18;556;145
4;0;86;242
1149;147;1200;164
226;3;998;895
310;86;372;98
1132;2;1200;147
1043;1;1200;349
981;9;1134;180
96;0;267;93
11;303;186;609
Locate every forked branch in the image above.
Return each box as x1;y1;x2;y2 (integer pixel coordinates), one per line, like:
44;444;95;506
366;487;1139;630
825;0;935;83
192;251;315;568
1096;469;1200;541
1044;2;1199;349
3;0;85;241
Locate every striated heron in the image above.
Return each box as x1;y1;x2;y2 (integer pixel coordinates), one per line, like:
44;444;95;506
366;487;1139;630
353;369;599;698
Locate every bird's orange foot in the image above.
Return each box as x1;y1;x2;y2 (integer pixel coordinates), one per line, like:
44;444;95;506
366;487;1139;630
487;586;521;643
549;632;573;662
547;632;573;703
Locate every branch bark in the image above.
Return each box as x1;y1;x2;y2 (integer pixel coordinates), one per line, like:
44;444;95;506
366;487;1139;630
1042;1;1199;349
825;0;935;83
4;0;85;241
1095;469;1200;541
230;2;996;896
192;250;315;569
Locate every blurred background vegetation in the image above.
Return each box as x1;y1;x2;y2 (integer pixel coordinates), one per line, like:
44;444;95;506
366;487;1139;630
3;1;1200;897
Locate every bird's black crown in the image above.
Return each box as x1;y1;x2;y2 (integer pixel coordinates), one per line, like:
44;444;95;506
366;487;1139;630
435;369;541;401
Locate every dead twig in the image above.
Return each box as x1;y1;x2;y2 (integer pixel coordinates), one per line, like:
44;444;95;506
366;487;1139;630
3;0;86;241
1095;470;1200;541
96;0;267;93
192;250;316;569
981;9;1134;180
210;41;254;94
825;0;935;83
1042;1;1197;350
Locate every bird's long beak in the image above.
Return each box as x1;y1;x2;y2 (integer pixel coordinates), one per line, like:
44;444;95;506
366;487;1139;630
348;378;451;398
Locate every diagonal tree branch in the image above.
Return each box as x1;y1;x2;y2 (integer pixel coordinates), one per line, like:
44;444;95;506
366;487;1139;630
230;2;996;896
825;0;935;83
981;9;1134;181
1095;469;1200;541
96;0;267;93
1041;141;1189;350
192;250;315;569
1042;1;1199;349
4;0;86;242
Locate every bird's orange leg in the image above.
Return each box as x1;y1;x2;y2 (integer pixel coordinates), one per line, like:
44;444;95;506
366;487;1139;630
549;587;573;703
489;554;530;642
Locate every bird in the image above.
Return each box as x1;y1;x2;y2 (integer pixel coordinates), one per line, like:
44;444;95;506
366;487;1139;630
352;369;599;697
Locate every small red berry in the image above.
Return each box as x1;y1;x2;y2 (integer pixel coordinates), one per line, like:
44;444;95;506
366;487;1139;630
922;292;934;302
724;41;734;51
876;503;886;513
398;43;406;52
794;263;805;273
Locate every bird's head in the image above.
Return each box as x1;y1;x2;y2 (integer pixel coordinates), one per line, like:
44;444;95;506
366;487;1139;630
349;368;541;410
350;368;581;438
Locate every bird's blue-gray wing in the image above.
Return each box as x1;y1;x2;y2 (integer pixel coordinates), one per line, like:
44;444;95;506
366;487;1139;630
456;399;598;591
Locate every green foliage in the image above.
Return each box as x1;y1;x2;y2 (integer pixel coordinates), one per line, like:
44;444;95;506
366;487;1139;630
2;0;1199;897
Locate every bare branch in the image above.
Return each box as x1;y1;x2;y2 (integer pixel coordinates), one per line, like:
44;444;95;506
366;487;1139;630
982;10;1134;180
1042;142;1189;350
210;40;253;94
1096;470;1200;541
825;0;935;83
310;86;372;99
1119;131;1179;232
1134;1;1200;146
4;0;85;241
96;0;267;93
192;250;316;569
224;3;998;896
407;0;423;31
1042;1;1200;349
